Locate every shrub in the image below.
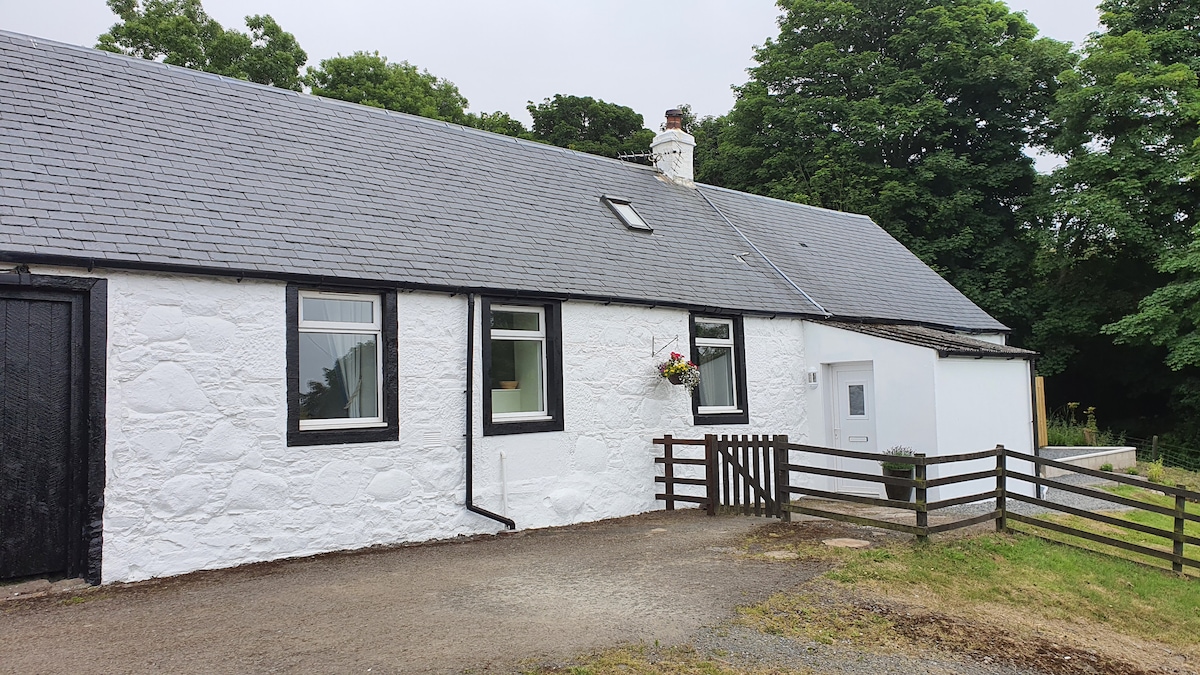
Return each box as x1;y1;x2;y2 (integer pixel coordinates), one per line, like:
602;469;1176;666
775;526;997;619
1146;459;1167;485
1100;463;1113;472
880;446;915;472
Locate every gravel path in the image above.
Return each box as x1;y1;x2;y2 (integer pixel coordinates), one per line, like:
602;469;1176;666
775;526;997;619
941;472;1135;518
690;624;1044;675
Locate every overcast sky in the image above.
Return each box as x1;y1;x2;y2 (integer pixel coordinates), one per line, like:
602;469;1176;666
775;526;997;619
3;0;1104;128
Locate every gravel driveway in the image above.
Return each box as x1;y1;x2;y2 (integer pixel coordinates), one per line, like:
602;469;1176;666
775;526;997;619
1;510;821;674
2;504;1162;675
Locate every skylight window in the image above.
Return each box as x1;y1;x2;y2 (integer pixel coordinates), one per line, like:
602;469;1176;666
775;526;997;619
601;195;652;232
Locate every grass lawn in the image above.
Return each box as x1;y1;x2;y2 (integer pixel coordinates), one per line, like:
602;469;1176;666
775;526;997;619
1018;483;1200;578
814;533;1200;650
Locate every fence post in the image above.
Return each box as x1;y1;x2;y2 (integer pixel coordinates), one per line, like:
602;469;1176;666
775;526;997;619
774;435;790;522
662;435;675;511
996;445;1006;533
1175;485;1186;574
1153;435;1159;462
704;434;718;516
915;453;928;543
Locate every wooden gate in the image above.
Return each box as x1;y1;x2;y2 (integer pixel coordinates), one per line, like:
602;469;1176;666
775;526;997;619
711;434;784;517
654;434;786;518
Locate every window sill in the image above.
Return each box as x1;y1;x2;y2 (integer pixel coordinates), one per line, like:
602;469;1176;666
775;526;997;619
693;410;750;426
483;416;565;436
299;419;387;432
492;413;553;423
288;424;398;447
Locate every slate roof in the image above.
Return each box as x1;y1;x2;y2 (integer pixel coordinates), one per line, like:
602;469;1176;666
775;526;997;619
0;31;1006;331
824;322;1036;358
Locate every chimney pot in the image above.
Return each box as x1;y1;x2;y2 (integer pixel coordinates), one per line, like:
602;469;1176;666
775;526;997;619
664;109;683;130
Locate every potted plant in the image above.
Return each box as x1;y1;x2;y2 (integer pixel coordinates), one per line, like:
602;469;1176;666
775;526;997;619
656;352;700;390
880;446;915;502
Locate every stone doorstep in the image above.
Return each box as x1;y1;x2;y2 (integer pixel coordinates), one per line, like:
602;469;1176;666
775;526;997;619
2;577;89;601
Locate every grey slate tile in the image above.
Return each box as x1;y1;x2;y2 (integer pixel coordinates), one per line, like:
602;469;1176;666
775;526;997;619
0;29;1002;330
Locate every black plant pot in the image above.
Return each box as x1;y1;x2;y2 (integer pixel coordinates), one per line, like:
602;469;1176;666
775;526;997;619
883;467;914;502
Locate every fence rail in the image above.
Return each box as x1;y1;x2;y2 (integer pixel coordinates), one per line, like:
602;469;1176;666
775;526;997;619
653;435;1200;575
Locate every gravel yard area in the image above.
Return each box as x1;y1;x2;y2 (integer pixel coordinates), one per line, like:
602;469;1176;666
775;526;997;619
0;507;1174;675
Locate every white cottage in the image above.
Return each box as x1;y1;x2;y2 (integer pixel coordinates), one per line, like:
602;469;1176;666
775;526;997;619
0;32;1035;585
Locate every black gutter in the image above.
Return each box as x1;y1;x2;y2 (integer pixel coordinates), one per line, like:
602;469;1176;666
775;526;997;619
2;252;827;322
464;293;515;530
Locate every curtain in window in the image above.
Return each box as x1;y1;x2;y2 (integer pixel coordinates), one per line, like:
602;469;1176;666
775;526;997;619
698;346;734;408
299;334;378;419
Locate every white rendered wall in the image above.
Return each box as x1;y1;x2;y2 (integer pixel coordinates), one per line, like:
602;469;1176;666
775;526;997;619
31;266;811;582
802;323;1033;502
934;358;1036;500
472;307;809;529
803;323;940;466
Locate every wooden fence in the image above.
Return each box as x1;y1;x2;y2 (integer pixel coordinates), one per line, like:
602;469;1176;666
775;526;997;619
653;435;1200;573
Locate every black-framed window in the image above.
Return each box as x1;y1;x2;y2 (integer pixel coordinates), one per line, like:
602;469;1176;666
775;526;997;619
482;297;564;436
286;286;398;446
690;313;749;425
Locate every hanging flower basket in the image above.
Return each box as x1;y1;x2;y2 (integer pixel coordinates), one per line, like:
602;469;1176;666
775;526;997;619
656;352;700;391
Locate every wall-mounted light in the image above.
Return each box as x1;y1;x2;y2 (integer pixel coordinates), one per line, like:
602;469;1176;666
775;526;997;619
806;367;819;390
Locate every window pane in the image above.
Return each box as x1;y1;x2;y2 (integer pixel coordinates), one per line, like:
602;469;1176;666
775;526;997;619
697;345;735;408
298;333;379;419
695;321;730;340
848;384;866;416
612;202;651;230
491;339;544;414
303;297;374;323
491;310;540;331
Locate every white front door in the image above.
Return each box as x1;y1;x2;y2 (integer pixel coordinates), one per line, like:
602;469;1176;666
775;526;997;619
830;364;878;495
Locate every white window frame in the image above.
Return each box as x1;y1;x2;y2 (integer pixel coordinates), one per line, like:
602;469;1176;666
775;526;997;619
695;316;742;415
489;304;551;423
296;290;386;431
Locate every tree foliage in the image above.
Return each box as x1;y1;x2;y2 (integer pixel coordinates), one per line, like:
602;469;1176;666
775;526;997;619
305;51;471;124
1027;0;1200;440
698;0;1074;326
526;94;654;159
96;0;306;91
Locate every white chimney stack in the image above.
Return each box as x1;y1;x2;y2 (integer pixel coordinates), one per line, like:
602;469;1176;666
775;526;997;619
651;109;695;184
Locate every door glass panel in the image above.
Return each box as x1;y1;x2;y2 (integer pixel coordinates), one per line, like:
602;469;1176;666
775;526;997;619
848;384;866;416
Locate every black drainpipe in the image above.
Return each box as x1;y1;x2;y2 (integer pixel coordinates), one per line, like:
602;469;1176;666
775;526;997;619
465;293;516;530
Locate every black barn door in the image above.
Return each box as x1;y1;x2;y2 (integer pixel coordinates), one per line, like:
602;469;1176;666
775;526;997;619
0;288;88;580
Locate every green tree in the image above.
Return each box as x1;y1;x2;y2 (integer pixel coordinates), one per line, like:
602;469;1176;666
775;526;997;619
305;51;470;124
526;94;654;159
1029;0;1199;441
96;0;306;91
464;110;529;137
698;0;1074;326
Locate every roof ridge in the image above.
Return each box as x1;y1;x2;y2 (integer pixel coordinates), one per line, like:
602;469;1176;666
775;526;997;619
0;29;661;175
695;182;874;221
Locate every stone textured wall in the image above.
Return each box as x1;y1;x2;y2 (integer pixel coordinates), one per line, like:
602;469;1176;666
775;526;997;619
77;267;810;582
